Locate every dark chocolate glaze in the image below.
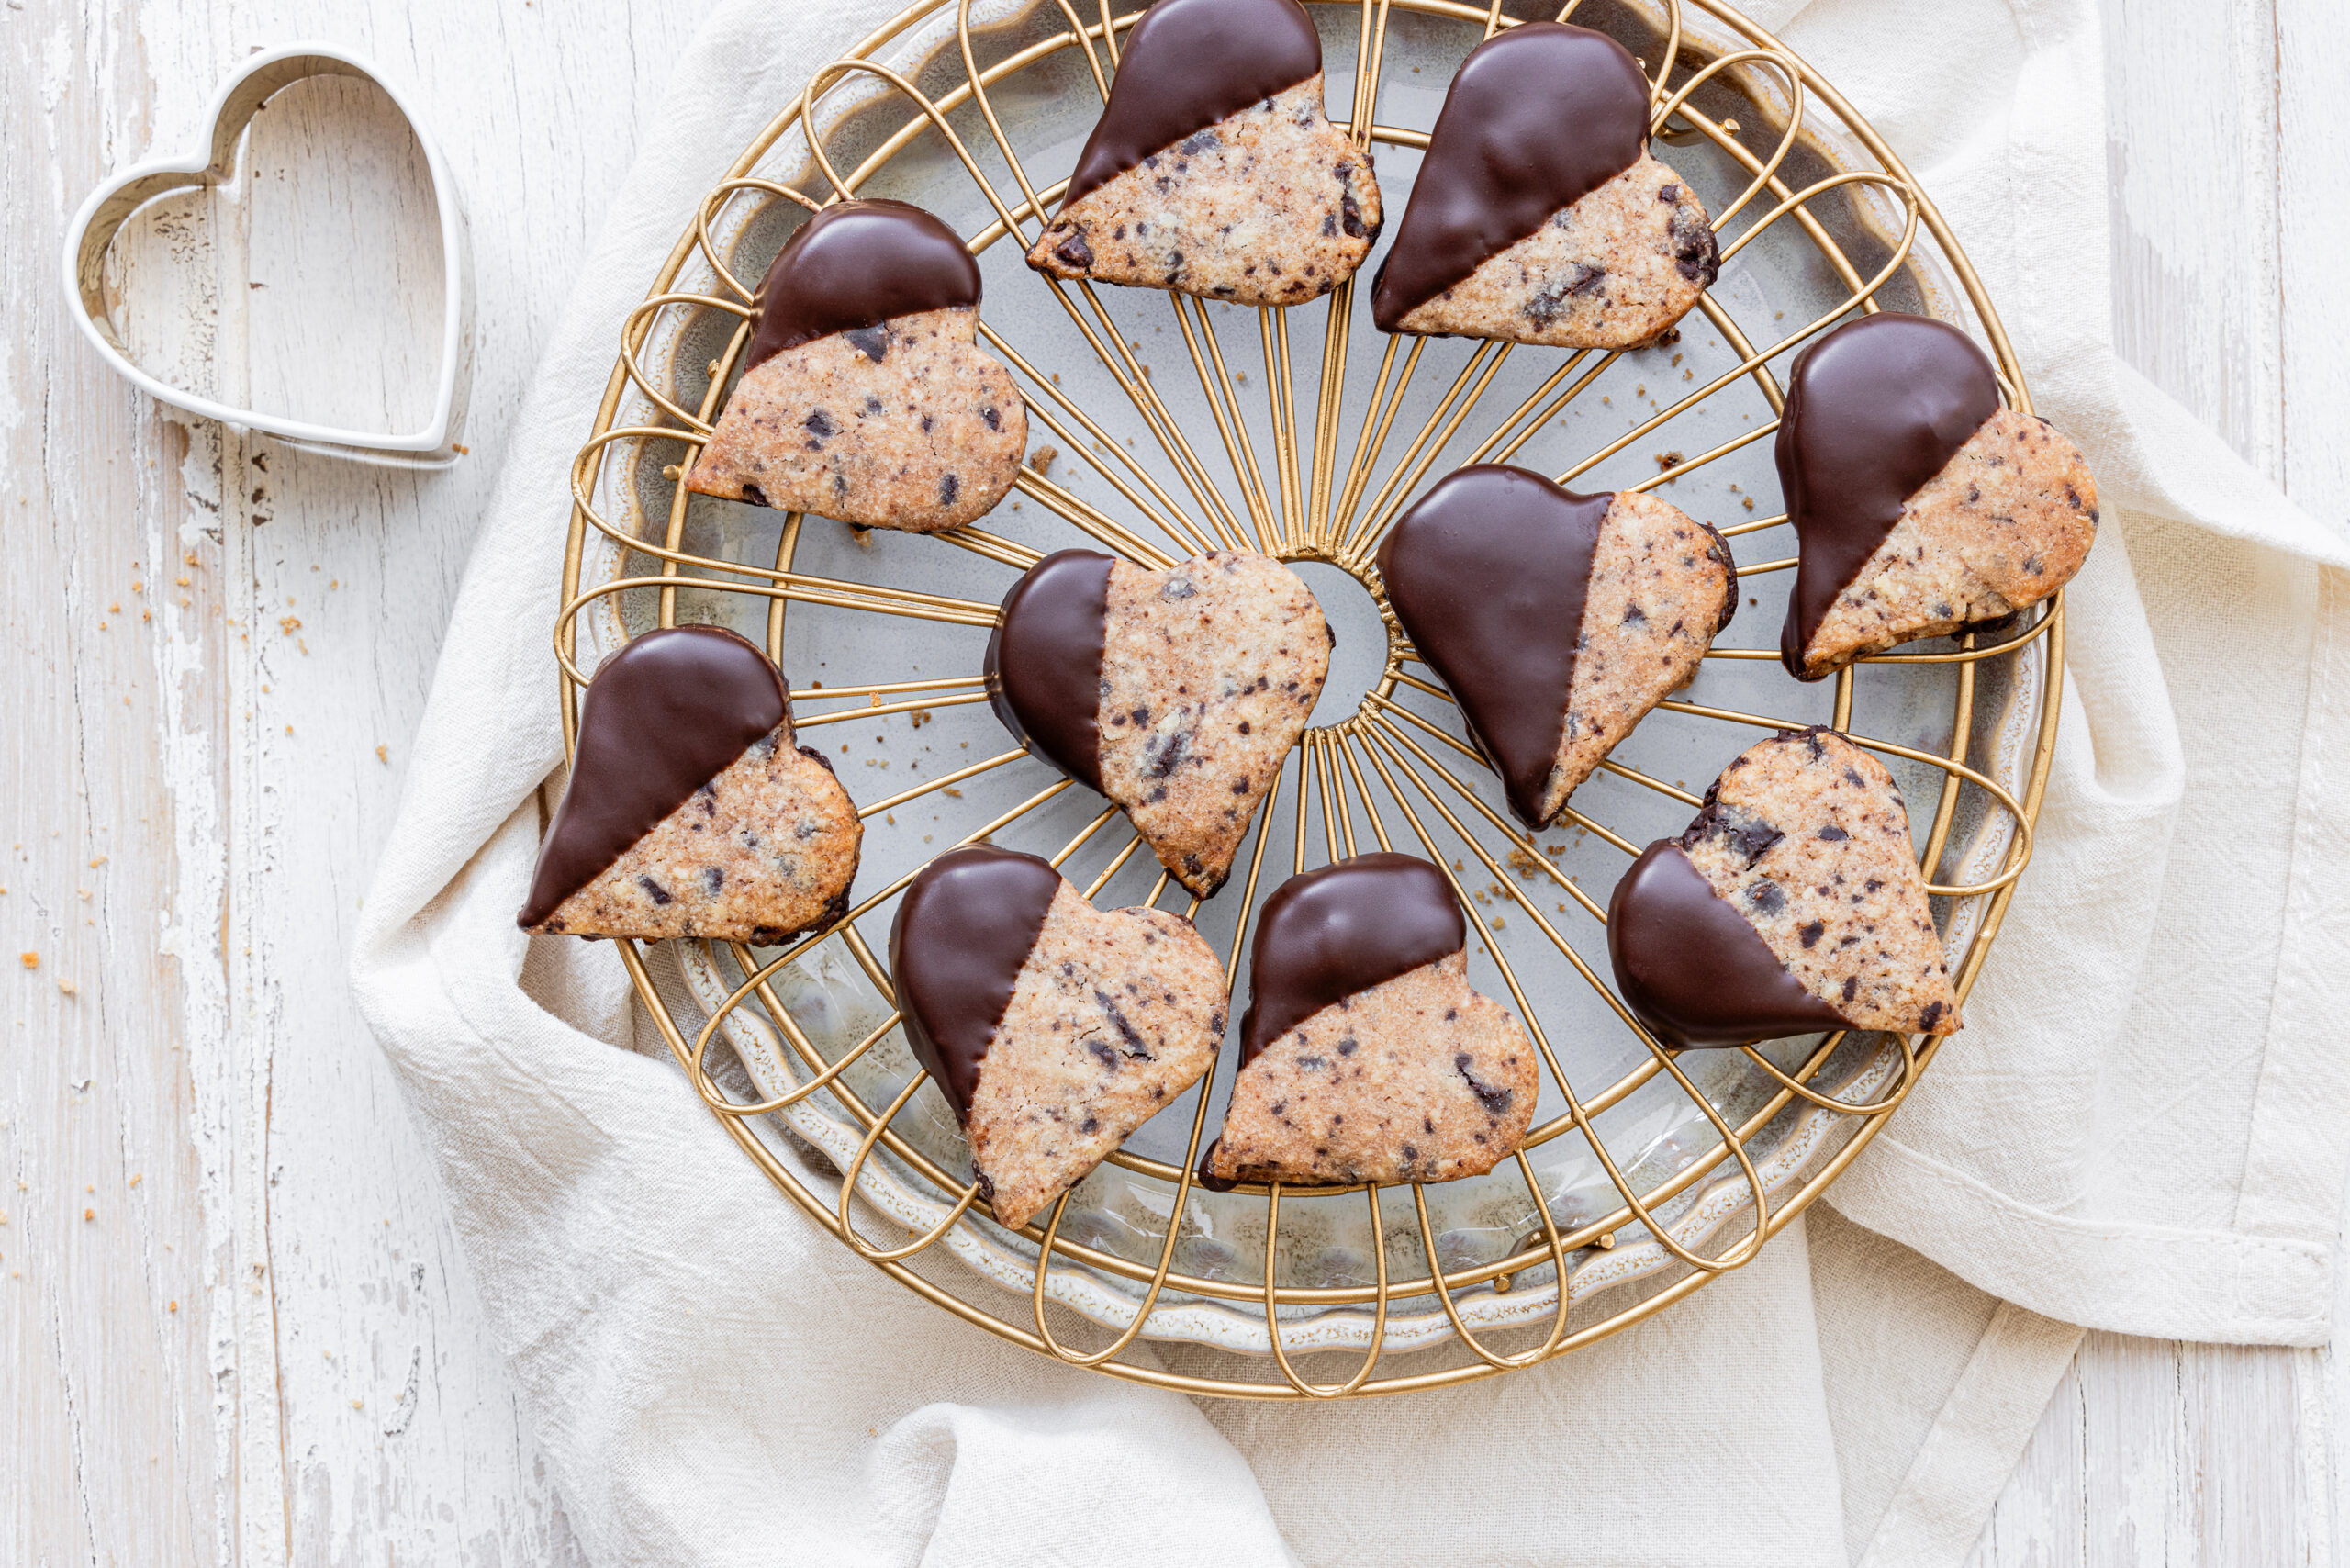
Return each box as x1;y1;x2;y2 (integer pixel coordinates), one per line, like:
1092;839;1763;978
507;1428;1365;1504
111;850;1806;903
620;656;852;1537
744;199;981;372
519;626;789;928
889;845;1065;1121
985;549;1113;793
1058;0;1325;212
1238;853;1466;1063
1775;313;2002;678
1377;464;1608;827
1370;22;1651;331
1606;841;1847;1047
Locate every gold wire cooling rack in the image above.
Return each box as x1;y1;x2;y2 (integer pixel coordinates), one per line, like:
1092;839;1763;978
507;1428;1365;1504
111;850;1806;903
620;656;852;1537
554;0;2060;1397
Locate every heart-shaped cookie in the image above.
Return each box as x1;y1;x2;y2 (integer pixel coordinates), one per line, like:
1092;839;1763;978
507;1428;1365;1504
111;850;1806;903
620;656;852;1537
519;625;861;945
1379;464;1737;829
1778;313;2098;678
1607;726;1960;1047
1204;854;1538;1185
1370;22;1716;347
686;199;1026;532
1024;0;1382;305
62;43;472;468
987;549;1330;896
890;845;1227;1229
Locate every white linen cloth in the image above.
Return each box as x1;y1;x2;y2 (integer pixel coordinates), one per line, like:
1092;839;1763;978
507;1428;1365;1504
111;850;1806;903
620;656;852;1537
351;0;2350;1561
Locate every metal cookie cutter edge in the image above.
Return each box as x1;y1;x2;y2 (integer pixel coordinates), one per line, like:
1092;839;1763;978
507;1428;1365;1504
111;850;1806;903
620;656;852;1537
60;41;476;471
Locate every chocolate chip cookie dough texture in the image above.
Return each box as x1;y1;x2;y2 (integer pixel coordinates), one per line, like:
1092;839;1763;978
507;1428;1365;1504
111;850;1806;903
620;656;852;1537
685;199;1027;532
1205;855;1539;1186
1777;312;2098;679
519;626;863;945
986;549;1332;897
890;846;1227;1230
1024;0;1382;304
1607;726;1962;1048
1378;464;1738;831
1370;21;1717;348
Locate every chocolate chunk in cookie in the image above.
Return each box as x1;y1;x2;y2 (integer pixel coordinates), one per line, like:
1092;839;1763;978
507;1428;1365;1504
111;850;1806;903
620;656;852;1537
520;626;861;945
987;549;1330;897
1778;313;2098;678
1380;464;1736;830
685;199;1025;532
1024;0;1382;305
1371;22;1715;347
891;845;1226;1230
1205;854;1537;1185
1608;726;1960;1047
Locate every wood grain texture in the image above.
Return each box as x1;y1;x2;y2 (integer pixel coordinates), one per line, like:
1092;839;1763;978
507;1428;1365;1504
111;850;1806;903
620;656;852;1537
1;0;2341;1562
2;2;708;1562
1969;0;2348;1562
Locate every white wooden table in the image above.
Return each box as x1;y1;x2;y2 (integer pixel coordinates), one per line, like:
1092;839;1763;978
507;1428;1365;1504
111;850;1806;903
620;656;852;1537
2;1;2340;1561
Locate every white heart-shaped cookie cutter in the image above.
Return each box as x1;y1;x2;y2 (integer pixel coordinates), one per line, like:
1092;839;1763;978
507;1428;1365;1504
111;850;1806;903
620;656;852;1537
62;42;474;470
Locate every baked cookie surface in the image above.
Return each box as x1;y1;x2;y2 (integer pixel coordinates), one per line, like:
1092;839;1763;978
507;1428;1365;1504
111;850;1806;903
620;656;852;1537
1371;22;1714;347
988;549;1330;897
1778;312;2097;678
1024;0;1380;304
1608;726;1960;1046
1379;465;1736;829
1385;154;1717;348
1205;855;1538;1185
1027;77;1381;305
520;626;861;945
684;199;1025;532
890;846;1226;1230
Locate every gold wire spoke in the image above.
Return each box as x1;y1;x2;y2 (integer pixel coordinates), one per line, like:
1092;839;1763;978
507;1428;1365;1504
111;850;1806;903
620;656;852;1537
1736;1029;1920;1117
1355;694;1641;861
687;1002;901;1119
931;525;1045;569
979;322;1214;559
835;1067;990;1262
1263;309;1306;547
1349;726;1771;1275
796;690;994;730
1405;1160;1572;1369
1329;337;1421;530
1621;419;1781;493
692;175;826;303
1647;0;1684;112
1457;348;1603;469
1651;49;1806;233
1339;343;1523;565
1261;1183;1391;1397
1013;467;1186;567
1550;177;1925;490
790;674;990;702
1170;297;1280;548
1335;341;1508;558
613;294;748;433
1078;832;1148;898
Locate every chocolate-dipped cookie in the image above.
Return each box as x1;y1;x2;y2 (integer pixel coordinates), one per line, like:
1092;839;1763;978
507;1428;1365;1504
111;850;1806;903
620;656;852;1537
987;549;1330;897
1204;854;1537;1185
1371;22;1716;347
1379;464;1736;830
1778;313;2098;679
519;626;861;944
890;845;1227;1229
685;199;1026;532
1607;726;1960;1047
1024;0;1382;305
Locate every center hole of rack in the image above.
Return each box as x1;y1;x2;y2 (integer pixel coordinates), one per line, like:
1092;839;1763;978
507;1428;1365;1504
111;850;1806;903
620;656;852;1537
1287;561;1393;730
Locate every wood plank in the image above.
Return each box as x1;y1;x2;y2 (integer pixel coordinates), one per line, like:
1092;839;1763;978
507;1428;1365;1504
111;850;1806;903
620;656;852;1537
4;0;704;1560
